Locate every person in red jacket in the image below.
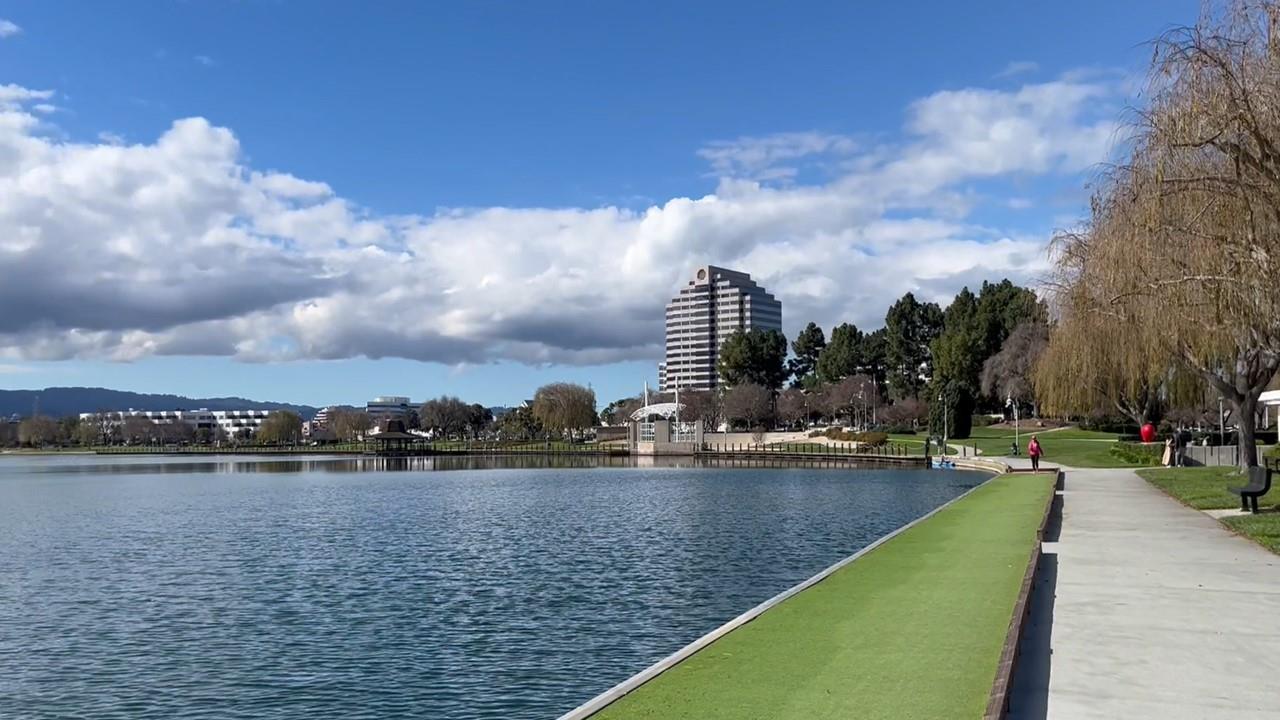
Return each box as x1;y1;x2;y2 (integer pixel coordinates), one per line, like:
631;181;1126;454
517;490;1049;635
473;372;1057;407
1028;435;1043;471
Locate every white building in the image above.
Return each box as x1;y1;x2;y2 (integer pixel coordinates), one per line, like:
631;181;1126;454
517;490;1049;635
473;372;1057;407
79;409;217;430
79;408;275;437
213;409;272;437
660;266;782;391
1261;390;1280;429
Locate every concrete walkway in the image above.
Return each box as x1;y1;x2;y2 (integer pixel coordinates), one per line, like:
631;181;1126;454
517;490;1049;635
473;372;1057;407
1007;465;1280;719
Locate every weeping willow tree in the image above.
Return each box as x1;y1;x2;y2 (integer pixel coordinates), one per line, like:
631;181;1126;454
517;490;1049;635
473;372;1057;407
1038;0;1280;467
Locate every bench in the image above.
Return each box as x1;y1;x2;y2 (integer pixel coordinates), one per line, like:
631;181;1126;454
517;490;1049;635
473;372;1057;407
1228;462;1274;514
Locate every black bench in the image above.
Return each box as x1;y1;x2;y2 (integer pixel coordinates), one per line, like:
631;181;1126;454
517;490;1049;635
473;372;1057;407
1228;463;1274;514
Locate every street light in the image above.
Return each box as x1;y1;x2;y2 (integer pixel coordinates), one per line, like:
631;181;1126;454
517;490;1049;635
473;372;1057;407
1218;396;1225;445
938;391;948;457
1006;394;1020;456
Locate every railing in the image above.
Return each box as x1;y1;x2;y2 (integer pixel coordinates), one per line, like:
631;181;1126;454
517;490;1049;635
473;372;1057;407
697;441;918;460
91;439;922;461
95;443;364;454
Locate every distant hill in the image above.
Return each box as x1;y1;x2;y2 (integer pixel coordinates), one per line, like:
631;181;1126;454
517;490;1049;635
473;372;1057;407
0;387;318;420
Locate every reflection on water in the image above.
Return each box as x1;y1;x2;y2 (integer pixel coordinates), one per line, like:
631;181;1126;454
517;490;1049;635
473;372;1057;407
0;454;984;720
1;453;909;475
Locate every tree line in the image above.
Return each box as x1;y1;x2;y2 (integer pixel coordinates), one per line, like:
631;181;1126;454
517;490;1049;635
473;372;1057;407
601;279;1048;437
1033;0;1280;468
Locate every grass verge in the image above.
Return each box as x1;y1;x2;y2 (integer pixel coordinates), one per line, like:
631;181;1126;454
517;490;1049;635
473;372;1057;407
952;427;1132;468
1133;466;1279;509
1138;466;1280;555
591;472;1055;720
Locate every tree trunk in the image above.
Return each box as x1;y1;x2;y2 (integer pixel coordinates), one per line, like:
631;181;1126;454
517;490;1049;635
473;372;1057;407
1233;392;1260;469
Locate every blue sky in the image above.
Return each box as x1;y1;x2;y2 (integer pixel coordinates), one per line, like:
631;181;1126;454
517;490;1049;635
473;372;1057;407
0;0;1197;408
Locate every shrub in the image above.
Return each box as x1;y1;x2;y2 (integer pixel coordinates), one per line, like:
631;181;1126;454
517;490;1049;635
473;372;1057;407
971;415;1000;428
875;424;916;435
1108;442;1163;466
822;428;888;447
853;431;889;448
1080;417;1140;434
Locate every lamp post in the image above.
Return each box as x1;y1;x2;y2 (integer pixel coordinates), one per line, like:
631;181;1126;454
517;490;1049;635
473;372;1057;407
1218;397;1225;446
938;391;948;458
1007;394;1019;456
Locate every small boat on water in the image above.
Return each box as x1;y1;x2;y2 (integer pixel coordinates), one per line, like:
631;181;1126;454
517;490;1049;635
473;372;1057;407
931;457;956;470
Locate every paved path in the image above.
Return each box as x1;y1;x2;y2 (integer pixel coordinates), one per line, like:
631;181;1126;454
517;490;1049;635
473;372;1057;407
1007;465;1280;719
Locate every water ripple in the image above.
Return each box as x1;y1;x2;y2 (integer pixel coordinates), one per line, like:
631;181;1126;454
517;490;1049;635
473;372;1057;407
0;458;982;719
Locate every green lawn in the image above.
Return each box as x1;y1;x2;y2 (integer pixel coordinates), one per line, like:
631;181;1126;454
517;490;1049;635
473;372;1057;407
1135;466;1278;510
592;473;1055;720
1220;514;1280;554
1138;466;1280;555
885;434;929;455
941;427;1137;468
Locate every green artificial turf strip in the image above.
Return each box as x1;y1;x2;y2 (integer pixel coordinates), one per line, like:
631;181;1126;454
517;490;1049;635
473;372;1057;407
593;473;1054;720
1137;466;1280;510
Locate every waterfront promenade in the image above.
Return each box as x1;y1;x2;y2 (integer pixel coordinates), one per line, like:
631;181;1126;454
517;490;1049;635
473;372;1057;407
1008;464;1280;719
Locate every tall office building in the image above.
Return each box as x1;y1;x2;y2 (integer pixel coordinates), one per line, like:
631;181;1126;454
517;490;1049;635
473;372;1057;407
660;266;782;391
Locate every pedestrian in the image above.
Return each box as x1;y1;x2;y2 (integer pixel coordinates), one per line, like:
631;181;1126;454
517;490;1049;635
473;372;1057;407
1028;435;1042;471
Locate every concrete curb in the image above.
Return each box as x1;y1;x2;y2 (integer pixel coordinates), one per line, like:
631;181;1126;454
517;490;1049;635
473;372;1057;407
951;457;1012;474
984;468;1060;720
557;468;1000;720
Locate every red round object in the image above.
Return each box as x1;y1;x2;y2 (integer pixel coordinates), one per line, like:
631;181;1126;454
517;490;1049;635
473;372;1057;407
1140;423;1157;443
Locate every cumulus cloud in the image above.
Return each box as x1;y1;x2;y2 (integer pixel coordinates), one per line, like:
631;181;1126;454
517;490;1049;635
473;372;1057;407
0;19;20;38
0;76;1121;366
0;84;53;108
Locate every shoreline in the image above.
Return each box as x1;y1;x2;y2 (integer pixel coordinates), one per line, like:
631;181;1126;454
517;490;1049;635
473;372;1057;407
574;470;1055;719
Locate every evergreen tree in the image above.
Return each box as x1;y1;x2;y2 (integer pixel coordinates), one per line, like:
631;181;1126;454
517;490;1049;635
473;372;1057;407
815;323;864;384
718;329;789;391
788;322;827;388
884;293;944;400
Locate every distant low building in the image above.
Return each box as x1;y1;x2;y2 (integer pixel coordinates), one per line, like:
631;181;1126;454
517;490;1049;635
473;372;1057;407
78;408;274;437
213;409;271;437
366;396;416;425
79;409;217;431
307;405;356;437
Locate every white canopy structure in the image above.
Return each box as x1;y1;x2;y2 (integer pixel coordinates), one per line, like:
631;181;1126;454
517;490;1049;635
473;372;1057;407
1261;390;1280;429
629;403;684;421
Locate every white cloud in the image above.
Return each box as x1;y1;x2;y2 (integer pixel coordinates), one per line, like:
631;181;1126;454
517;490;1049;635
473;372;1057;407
0;84;53;109
0;75;1121;366
0;19;20;39
0;363;35;374
996;60;1039;78
194;55;215;67
697;132;858;182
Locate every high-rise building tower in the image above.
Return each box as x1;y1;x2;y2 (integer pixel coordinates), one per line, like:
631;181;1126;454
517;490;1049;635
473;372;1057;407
660;266;782;392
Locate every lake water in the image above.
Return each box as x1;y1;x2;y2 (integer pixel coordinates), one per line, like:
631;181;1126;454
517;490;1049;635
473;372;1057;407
0;454;985;719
